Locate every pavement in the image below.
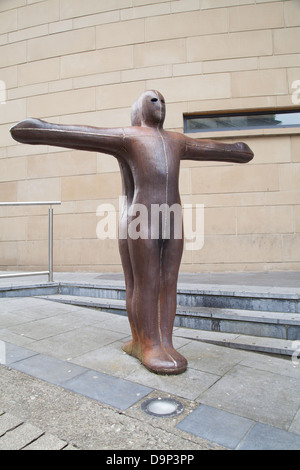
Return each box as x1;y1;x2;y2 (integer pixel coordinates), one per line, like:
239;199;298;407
0;271;300;451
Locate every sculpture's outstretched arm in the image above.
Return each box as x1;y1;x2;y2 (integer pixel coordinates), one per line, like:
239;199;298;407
10;118;126;156
182;135;254;164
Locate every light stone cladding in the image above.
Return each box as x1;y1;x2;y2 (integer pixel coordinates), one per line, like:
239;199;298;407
0;0;300;273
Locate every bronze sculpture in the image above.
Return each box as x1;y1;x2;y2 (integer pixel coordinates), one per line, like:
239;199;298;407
10;90;253;375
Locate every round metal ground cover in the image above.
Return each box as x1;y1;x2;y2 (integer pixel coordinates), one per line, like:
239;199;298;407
141;397;184;418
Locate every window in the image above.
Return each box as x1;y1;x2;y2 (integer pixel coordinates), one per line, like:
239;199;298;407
184;109;300;134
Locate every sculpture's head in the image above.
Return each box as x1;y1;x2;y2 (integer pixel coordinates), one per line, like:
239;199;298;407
131;90;166;129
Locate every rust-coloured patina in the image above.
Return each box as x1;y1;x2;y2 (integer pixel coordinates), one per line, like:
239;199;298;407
10;90;253;375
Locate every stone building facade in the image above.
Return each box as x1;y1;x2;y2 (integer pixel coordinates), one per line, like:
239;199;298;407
0;0;299;273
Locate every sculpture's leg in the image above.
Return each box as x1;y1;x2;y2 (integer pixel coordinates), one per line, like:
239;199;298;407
118;237;140;358
125;237;186;374
158;237;187;373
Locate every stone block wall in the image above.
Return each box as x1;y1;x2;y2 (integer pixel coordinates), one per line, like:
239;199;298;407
0;0;299;273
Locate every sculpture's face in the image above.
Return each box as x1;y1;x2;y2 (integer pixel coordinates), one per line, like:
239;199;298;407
131;90;166;128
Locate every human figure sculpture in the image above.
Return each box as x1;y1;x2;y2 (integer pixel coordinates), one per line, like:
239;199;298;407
10;90;253;375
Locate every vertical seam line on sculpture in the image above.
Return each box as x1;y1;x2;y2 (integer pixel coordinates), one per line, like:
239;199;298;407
157;129;168;352
158;242;164;347
157;129;177;369
158;129;169;238
158;241;177;368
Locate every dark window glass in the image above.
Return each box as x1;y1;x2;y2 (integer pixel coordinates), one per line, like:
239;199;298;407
184;110;300;133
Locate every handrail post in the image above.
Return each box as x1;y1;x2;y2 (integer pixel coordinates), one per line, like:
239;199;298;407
0;201;60;282
48;205;54;283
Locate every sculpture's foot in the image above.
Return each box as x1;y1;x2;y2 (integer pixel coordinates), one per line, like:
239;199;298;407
143;347;187;375
123;340;187;375
122;339;141;359
164;347;188;373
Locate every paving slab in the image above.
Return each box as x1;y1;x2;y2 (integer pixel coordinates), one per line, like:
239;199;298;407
237;422;300;450
0;273;300;450
0;413;23;436
11;353;88;386
27;325;128;361
290;408;300;435
0;411;70;450
240;352;300;379
0;422;44;450
125;366;220;401
61;369;153;411
23;433;69;450
177;404;255;450
198;364;300;430
71;341;142;378
0;342;38;366
176;340;249;375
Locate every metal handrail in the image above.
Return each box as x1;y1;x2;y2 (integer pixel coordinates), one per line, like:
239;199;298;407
0;201;61;282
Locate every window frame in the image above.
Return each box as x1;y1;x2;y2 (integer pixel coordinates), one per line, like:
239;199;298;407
183;107;300;135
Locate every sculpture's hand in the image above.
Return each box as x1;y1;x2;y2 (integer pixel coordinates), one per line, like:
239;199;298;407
231;142;254;163
10;118;49;145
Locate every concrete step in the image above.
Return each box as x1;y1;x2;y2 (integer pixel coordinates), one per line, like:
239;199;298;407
176;304;300;341
173;328;298;358
1;279;299;314
37;294;300;347
38;294;127;315
58;281;300;314
0;282;59;298
177;284;300;314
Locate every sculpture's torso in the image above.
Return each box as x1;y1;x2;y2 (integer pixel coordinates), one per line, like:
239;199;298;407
122;127;184;208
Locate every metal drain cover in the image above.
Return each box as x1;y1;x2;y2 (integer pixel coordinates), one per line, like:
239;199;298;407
141;397;184;417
